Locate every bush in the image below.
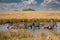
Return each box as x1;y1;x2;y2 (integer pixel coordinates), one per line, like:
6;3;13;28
22;8;35;11
0;19;60;24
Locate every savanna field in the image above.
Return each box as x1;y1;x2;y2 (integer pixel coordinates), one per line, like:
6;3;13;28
0;29;60;40
0;11;60;40
0;11;60;19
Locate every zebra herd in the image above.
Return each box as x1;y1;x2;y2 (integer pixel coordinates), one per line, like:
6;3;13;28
7;20;57;30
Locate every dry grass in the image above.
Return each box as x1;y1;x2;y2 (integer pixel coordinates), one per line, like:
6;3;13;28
0;11;60;19
0;29;60;40
0;29;34;40
0;11;60;40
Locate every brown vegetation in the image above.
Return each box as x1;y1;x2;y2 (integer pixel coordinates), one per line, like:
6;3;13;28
0;11;60;19
0;29;60;40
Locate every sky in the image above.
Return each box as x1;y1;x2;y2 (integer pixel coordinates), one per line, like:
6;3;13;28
0;0;60;11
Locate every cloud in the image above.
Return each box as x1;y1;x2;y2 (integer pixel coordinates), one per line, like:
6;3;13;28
1;0;21;3
0;3;19;10
22;0;37;5
40;0;60;10
0;0;37;10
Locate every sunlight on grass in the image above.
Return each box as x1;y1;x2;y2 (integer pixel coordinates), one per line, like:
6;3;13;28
0;29;34;40
0;29;60;40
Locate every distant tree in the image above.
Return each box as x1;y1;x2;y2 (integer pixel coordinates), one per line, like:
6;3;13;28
22;8;35;11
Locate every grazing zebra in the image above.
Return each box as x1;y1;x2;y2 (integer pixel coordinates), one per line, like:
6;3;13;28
7;23;13;29
24;22;33;29
32;22;40;29
44;20;57;29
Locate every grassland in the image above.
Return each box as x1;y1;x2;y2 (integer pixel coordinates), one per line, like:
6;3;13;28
0;11;60;19
0;11;60;40
0;29;60;40
0;11;60;24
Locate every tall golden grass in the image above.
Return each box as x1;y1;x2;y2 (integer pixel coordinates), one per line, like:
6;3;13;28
0;11;60;40
0;11;60;19
0;29;34;40
0;29;60;40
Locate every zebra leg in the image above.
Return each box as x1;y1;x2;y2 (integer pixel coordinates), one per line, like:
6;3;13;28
30;25;32;29
38;25;40;29
29;25;32;29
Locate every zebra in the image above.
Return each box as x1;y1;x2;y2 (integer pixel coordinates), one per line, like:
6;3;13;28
44;19;57;30
32;22;40;29
24;22;33;29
